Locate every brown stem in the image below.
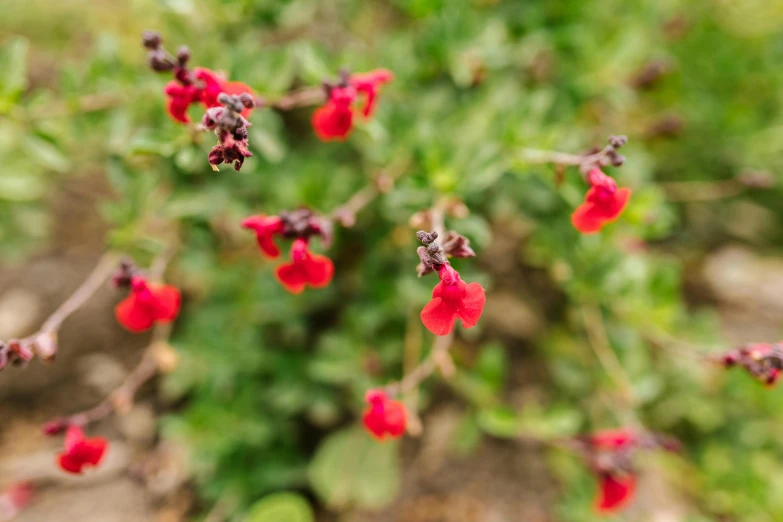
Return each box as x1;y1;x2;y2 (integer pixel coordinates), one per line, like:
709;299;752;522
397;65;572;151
385;333;455;397
329;158;411;224
659;179;745;202
38;252;121;334
269;86;325;111
518;145;615;175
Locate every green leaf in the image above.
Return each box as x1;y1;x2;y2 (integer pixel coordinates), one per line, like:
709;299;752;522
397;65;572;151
245;492;314;522
308;427;401;510
0;37;29;110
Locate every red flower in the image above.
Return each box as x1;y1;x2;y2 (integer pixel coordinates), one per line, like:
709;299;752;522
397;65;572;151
362;389;407;440
312;85;356;141
312;69;393;141
572;169;631;234
242;215;285;258
351;68;394;117
164;68;254;124
164;81;201;123
115;276;181;332
590;428;637;514
595;472;637;514
420;264;486;336
57;426;108;475
275;239;334;294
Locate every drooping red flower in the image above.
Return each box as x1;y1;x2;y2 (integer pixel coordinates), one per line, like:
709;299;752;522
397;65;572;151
312;69;394;141
720;342;783;387
115;276;181;332
572;168;631;234
362;389;407;440
57;426;108;475
242;215;285;258
350;68;394;117
275;239;334;294
164;68;254;124
164;81;201;123
595;472;637;514
589;428;637;514
312;85;356;141
420;264;486;336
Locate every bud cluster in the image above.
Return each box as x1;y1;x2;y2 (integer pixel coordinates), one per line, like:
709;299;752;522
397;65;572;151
415;230;475;277
720;343;783;386
203;93;257;171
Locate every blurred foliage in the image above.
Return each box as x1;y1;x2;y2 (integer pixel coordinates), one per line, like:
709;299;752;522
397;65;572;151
2;0;783;520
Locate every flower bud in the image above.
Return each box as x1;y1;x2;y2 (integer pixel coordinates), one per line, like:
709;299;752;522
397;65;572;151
142;30;162;50
176;45;190;65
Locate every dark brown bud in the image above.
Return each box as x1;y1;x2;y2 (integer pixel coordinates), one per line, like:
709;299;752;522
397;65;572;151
176;45;191;65
417;230;438;246
608;135;628;149
142;30;162;50
238;93;255;109
148;52;175;72
441;232;476;259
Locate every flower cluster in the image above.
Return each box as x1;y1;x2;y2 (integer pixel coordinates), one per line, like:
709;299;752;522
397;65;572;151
242;209;334;294
202;93;256;171
362;389;408;441
719;342;783;386
576;428;680;514
112;259;182;333
312;69;394;141
143;31;254;124
416;230;485;336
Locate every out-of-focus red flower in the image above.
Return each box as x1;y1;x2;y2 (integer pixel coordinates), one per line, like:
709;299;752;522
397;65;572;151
242;215;285;258
719;342;783;387
420;264;486;336
0;482;33;519
362;389;407;440
57;426;108;475
164;68;254;124
595;472;637;514
115;276;181;332
164;81;201;123
351;68;394;117
312;85;356;141
312;69;393;141
588;428;637;515
275;239;334;294
572;168;631;234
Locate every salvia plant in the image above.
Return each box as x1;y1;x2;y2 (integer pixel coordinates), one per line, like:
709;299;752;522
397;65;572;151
2;1;783;520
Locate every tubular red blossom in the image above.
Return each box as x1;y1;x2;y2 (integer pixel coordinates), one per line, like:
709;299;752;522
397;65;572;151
312;85;356;141
350;68;394;117
57;426;108;475
420;264;486;336
115;276;181;333
362;389;407;440
572;168;631;234
591;428;636;449
275;239;334;294
163;68;254;124
595;472;637;514
242;215;285;258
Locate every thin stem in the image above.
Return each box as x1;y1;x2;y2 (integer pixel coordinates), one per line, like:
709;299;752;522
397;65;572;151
39;252;121;334
329;157;411;223
269;86;325;111
518;144;615;173
659;179;745;202
385;333;454;397
581;305;637;408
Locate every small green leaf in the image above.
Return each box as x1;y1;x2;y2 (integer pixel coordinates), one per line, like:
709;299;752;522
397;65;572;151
308;427;401;510
245;492;314;522
0;37;29;110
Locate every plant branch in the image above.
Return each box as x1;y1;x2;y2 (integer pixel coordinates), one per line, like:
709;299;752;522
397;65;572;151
329;157;410;224
269;86;325;111
385;333;454;397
